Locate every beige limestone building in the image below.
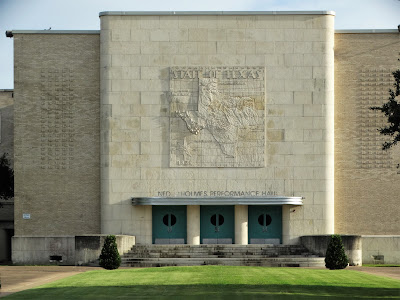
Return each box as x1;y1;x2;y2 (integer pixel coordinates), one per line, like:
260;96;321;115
1;11;399;265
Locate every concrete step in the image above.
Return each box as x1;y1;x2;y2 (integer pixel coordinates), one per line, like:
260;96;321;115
128;246;308;252
130;246;307;250
120;244;322;268
131;245;307;249
123;253;319;259
129;247;306;251
126;251;307;256
128;245;308;257
122;257;325;263
128;251;306;256
121;257;325;268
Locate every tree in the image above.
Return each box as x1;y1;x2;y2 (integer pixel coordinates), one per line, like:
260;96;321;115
99;235;121;270
370;56;400;150
325;235;349;270
0;153;14;208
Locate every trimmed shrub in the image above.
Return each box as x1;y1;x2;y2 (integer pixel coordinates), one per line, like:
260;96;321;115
99;235;121;270
325;234;349;270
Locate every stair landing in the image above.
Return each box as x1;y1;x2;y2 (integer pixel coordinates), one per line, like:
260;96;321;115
121;244;325;268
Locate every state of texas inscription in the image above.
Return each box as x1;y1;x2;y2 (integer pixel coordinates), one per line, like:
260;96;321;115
169;67;265;168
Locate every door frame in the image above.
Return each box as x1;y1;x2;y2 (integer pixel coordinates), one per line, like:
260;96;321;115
152;205;187;244
248;205;282;244
200;205;234;244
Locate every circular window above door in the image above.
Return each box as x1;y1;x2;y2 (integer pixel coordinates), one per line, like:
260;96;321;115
258;214;272;226
162;214;177;226
210;214;225;226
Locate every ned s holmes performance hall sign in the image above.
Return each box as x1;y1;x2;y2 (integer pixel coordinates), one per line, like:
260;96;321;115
169;67;266;168
158;190;278;197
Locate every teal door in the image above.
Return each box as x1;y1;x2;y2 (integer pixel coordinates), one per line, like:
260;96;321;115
248;206;282;244
152;206;187;244
200;206;234;244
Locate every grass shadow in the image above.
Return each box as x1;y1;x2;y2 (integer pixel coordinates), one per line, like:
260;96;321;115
4;284;400;299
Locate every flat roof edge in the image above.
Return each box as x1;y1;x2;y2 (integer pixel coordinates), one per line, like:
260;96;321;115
7;30;100;36
99;11;335;17
0;89;13;92
335;29;399;33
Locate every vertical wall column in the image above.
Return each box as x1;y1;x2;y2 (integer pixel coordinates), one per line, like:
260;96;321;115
282;205;291;244
187;205;200;245
235;205;248;245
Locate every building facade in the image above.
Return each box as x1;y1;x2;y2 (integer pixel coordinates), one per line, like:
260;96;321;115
2;11;399;264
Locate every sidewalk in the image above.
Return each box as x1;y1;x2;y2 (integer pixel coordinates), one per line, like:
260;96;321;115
348;266;400;280
0;266;101;298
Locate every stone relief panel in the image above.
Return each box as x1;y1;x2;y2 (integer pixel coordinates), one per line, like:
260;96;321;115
40;68;75;170
357;68;400;170
169;67;265;168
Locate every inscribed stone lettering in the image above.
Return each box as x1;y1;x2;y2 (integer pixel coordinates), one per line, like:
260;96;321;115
169;67;265;167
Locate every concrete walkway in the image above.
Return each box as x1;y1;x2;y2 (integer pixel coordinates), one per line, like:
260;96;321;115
348;266;400;281
0;266;398;298
0;266;102;298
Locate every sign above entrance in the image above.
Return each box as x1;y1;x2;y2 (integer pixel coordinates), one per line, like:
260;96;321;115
131;196;303;206
157;190;278;197
169;66;265;168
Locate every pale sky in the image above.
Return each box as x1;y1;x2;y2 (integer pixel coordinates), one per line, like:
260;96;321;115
0;0;399;89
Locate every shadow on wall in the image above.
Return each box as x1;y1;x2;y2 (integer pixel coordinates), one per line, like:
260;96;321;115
0;101;14;166
0;228;14;263
0;98;14;264
12;235;135;266
300;235;362;266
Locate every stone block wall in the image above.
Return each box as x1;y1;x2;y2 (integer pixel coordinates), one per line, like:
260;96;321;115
362;235;400;264
75;234;135;265
12;235;135;265
300;234;362;266
13;33;101;236
100;13;335;244
334;33;400;235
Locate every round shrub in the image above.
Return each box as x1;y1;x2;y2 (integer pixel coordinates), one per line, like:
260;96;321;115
99;235;121;270
325;234;349;270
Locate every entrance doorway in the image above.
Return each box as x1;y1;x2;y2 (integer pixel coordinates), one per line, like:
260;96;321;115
152;206;187;244
200;205;234;244
248;205;282;244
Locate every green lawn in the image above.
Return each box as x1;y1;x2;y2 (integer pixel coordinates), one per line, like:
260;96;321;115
5;266;400;299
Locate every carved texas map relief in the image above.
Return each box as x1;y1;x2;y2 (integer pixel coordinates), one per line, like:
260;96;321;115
169;67;265;168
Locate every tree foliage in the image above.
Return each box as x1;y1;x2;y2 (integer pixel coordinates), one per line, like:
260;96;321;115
325;234;349;270
99;235;121;270
0;153;14;206
370;57;400;150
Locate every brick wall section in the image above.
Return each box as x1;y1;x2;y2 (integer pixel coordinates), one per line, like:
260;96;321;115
334;33;400;234
0;90;14;166
13;34;100;236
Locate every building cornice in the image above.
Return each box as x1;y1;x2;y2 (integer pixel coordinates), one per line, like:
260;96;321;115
100;11;335;17
6;30;100;37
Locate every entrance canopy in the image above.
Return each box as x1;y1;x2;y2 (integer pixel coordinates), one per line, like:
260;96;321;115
131;196;303;206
